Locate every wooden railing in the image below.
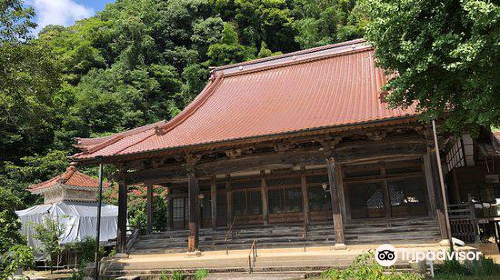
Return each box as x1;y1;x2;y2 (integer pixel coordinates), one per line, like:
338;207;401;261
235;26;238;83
225;216;237;255
248;239;258;274
448;196;479;243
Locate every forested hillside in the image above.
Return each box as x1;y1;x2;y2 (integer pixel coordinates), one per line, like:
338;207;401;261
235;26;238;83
0;0;366;208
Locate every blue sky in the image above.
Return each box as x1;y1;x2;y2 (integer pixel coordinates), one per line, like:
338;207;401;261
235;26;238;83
29;0;115;34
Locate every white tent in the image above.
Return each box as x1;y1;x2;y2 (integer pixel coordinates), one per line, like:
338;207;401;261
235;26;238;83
16;201;118;260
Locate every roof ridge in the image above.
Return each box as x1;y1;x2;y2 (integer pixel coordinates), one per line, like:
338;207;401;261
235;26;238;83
223;45;373;78
213;38;366;72
74;120;167;149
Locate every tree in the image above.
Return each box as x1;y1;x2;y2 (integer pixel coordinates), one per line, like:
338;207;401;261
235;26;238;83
0;188;24;254
291;0;366;48
364;0;500;133
0;245;34;279
33;216;65;268
0;0;36;42
207;22;256;65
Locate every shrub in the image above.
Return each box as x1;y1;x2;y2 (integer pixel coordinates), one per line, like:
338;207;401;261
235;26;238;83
435;255;500;278
194;268;209;279
0;245;34;279
171;270;184;280
321;251;423;280
32;215;65;267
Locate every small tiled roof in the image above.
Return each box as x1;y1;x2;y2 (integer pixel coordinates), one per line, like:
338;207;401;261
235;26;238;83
71;39;418;161
29;165;109;193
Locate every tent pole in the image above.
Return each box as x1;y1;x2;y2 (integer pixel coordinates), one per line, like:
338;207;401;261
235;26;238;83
95;160;104;279
432;120;454;251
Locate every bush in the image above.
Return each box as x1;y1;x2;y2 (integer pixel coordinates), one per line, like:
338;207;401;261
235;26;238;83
435;255;500;278
321;251;422;280
0;245;34;279
194;268;209;279
32;215;65;267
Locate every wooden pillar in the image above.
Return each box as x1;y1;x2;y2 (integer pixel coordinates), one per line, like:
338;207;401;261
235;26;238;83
166;186;173;230
226;175;233;227
300;167;310;225
211;176;217;229
428;149;449;240
188;172;200;252
146;183;153;235
116;181;128;255
423;154;438;218
380;163;392;219
326;158;346;249
260;171;269;225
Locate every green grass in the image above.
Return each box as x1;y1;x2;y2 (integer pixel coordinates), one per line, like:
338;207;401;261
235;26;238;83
435;275;499;280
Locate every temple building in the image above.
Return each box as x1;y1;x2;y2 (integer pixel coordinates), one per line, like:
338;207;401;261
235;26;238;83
16;165;118;260
70;39;500;260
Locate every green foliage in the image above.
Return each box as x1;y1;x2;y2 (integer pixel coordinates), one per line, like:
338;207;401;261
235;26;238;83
0;244;34;279
104;185;170;233
160;271;169;280
291;0;366;48
194;268;209;279
207;22;257;65
0;188;25;254
364;0;500;133
69;262;86;280
33;216;65;266
66;236;104;264
171;270;184;280
66;237;104;280
0;0;36;42
435;256;500;277
320;251;422;280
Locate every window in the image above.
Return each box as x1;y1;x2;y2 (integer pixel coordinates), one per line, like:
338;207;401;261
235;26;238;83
446;139;465;171
388;178;428;217
232;190;262;217
268;187;303;214
200;193;211;220
345;159;429;219
349;182;385;218
172;198;187;229
308;186;332;211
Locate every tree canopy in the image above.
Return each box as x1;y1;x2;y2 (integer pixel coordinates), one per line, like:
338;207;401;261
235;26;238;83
364;0;500;133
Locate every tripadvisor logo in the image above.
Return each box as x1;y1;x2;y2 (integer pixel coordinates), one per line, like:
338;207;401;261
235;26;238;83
376;244;397;266
375;244;483;267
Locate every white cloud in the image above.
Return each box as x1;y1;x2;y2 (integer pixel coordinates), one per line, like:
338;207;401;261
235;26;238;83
29;0;94;33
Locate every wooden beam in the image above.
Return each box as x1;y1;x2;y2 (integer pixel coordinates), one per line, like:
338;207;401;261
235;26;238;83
166;186;173;230
116;181;128;255
210;176;217;229
123;138;427;185
423;154;438;218
260;171;269;225
146;183;153;235
188;173;199;252
335;164;347;221
327;158;346;249
300;167;309;225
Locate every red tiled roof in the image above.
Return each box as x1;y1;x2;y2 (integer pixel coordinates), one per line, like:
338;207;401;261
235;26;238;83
29;165;109;192
71;39;418;161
